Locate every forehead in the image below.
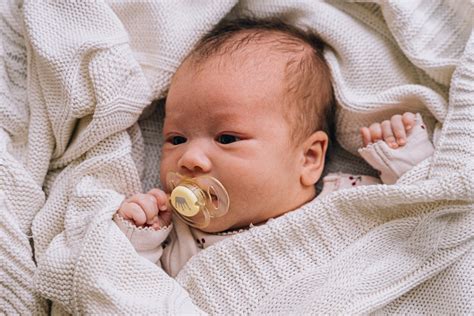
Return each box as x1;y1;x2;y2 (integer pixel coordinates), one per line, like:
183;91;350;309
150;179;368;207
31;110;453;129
185;37;290;81
167;42;290;113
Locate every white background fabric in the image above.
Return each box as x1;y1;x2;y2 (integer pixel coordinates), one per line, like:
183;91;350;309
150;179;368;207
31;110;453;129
0;0;472;314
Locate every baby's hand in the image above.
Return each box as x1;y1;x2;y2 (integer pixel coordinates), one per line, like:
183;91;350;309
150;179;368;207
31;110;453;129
117;189;172;229
360;112;416;148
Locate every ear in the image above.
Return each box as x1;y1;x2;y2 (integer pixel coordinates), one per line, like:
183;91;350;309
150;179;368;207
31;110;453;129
300;131;328;186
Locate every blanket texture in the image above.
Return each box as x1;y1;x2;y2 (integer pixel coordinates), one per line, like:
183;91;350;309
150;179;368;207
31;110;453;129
1;0;472;314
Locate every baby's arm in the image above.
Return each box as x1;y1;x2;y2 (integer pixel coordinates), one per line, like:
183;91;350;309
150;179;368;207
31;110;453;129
358;112;434;184
114;189;173;264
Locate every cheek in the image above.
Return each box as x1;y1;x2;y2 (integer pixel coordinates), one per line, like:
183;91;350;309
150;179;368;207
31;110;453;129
223;156;285;205
159;152;176;189
239;149;298;199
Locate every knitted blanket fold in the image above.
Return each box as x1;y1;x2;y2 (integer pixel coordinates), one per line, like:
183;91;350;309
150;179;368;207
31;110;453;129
0;0;472;314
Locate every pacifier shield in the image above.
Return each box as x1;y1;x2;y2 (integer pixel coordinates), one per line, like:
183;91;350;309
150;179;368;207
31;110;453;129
166;172;230;229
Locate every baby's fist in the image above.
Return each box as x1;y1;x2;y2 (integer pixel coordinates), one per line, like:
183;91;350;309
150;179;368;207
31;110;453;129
117;189;171;229
360;112;416;148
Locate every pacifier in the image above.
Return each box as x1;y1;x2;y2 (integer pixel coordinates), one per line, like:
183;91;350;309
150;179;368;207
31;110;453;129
166;172;230;229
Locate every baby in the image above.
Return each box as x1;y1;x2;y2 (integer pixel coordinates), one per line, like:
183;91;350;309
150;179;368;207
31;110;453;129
114;18;434;277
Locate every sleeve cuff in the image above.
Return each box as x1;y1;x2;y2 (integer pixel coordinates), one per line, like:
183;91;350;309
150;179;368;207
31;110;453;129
113;214;173;252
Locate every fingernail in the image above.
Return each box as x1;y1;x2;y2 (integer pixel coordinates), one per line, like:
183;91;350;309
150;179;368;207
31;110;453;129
398;138;406;145
390;142;398;148
159;204;167;211
406;125;412;130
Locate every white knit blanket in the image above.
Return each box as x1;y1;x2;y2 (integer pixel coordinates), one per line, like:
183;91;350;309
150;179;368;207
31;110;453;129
1;0;473;314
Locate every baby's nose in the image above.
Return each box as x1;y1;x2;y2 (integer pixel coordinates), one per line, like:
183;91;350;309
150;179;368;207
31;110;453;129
177;141;212;175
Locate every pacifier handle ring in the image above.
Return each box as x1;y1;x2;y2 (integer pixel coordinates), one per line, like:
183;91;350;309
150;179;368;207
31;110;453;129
195;175;229;216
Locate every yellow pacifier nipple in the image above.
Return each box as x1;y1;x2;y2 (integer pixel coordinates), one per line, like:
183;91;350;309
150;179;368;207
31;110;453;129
167;172;230;229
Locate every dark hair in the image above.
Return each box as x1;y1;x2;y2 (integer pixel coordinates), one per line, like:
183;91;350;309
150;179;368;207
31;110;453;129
188;17;336;152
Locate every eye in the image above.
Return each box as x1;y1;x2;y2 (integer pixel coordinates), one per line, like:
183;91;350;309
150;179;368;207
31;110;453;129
167;136;187;145
216;134;240;144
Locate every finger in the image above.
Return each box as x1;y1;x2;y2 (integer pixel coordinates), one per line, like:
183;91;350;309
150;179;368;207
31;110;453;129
151;221;162;230
148;188;169;211
159;210;173;227
390;114;406;146
402;112;416;130
152;216;168;230
381;120;398;148
149;209;172;230
148;189;172;228
127;194;158;224
360;127;372;146
149;216;162;230
369;123;382;142
120;202;147;226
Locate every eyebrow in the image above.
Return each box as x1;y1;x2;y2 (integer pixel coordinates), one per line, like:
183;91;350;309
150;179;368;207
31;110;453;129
209;110;243;122
163;105;247;127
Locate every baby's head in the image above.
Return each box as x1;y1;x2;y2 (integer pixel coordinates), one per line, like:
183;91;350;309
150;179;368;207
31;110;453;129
160;17;334;232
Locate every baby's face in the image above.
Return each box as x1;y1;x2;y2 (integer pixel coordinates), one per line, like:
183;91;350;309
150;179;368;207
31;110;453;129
160;50;315;233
